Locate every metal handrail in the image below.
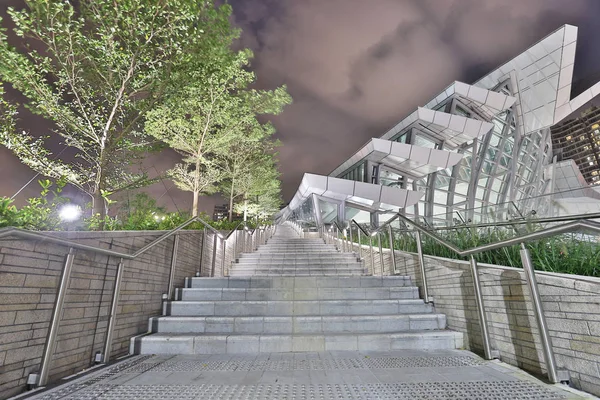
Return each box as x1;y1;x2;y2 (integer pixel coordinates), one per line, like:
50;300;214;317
395;213;597;383
396;215;600;257
0;215;222;260
0;214;224;389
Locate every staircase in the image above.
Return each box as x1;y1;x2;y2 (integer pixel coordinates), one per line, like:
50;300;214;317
132;224;462;354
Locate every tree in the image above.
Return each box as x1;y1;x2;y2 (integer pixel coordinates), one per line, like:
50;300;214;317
230;152;283;221
145;48;291;216
218;134;278;221
0;0;235;225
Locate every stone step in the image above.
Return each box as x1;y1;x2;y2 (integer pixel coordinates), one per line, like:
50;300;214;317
238;254;357;260
179;286;419;301
235;259;362;264
230;267;365;273
186;276;412;289
229;271;367;277
166;299;431;317
237;256;358;261
229;273;368;277
132;331;463;354
266;239;325;243
151;313;445;334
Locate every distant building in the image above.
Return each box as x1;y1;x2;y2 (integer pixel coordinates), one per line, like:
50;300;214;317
213;203;241;221
551;106;600;185
212;204;229;221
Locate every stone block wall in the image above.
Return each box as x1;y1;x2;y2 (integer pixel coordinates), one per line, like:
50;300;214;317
360;239;600;397
0;230;204;399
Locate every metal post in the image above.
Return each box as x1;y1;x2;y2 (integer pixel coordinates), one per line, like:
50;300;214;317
335;226;339;250
233;229;238;262
369;236;375;275
415;231;430;303
103;257;125;363
197;228;206;276
357;227;362;259
210;233;218;277
167;235;179;300
37;248;76;386
470;255;493;360
388;225;397;274
220;237;227;276
520;243;560;383
377;233;384;275
348;225;354;253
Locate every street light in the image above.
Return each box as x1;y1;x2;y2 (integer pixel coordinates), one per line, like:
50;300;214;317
59;204;81;222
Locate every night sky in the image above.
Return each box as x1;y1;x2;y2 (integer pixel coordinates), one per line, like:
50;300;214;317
2;0;600;214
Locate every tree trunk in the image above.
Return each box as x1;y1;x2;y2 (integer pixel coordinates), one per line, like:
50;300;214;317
92;190;106;230
228;179;235;222
243;199;248;222
192;190;199;217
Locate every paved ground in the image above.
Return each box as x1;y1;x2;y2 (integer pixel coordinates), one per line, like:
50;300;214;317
20;350;594;400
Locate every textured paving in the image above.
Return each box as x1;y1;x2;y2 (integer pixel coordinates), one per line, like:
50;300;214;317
24;350;591;400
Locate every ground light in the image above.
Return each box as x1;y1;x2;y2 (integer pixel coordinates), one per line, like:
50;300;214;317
58;204;81;222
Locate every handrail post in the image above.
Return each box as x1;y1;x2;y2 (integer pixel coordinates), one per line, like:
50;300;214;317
335;226;339;250
233;228;238;262
470;255;494;360
369;236;375;275
415;230;431;303
103;257;125;363
357;227;362;259
197;228;206;277
388;225;396;274
221;237;227;277
36;248;76;386
348;225;353;253
210;233;218;277
520;243;562;383
167;235;179;300
377;233;384;275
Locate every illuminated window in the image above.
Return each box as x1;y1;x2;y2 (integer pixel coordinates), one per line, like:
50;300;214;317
566;135;572;141
592;124;599;130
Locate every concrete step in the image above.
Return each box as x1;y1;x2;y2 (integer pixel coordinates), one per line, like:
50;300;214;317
238;254;358;260
228;271;367;277
236;257;360;265
186;276;412;289
151;313;445;334
132;330;463;354
166;299;431;317
229;273;368;277
230;267;365;273
179;286;419;301
237;255;360;264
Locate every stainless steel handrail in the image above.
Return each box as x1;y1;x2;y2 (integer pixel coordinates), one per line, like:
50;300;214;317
395;213;593;383
0;215;222;260
0;214;224;388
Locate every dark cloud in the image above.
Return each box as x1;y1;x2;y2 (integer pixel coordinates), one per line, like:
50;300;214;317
230;0;600;201
2;0;600;212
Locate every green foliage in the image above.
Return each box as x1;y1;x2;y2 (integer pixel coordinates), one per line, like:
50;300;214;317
0;0;236;220
145;43;291;217
0;197;19;228
0;179;70;230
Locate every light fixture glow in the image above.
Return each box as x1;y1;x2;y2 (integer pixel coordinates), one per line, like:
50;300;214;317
59;204;81;222
370;231;378;237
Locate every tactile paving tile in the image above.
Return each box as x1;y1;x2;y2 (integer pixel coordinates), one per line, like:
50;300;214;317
141;356;485;372
56;382;567;400
36;356;154;400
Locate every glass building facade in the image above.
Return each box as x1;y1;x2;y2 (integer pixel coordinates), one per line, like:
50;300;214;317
278;25;600;228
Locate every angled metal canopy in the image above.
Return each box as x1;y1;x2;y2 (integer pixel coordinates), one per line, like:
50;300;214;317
276;173;424;222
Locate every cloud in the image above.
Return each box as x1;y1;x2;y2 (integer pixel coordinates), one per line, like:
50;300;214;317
230;0;600;201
